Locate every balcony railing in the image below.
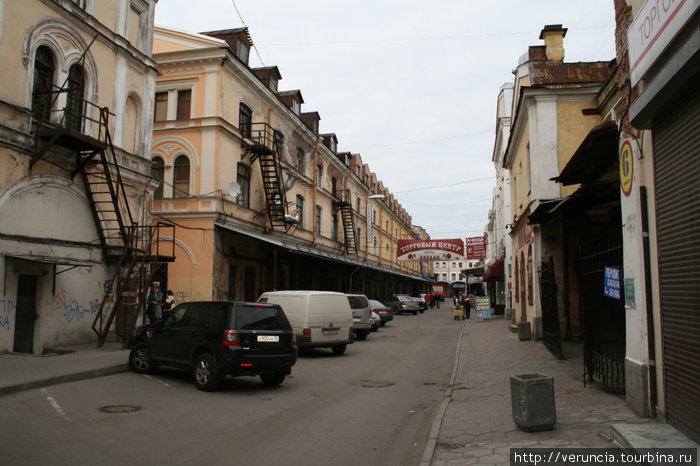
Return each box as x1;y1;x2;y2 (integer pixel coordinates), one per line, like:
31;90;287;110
33;85;112;144
240;122;275;153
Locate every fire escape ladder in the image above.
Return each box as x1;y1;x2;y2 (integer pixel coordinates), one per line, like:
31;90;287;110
258;152;288;230
333;191;357;255
92;222;176;347
340;204;357;255
82;119;135;257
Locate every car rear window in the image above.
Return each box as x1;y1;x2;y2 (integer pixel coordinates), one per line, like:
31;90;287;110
235;305;288;330
347;295;369;309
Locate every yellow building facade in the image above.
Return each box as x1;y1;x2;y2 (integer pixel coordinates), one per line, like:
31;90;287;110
151;27;428;303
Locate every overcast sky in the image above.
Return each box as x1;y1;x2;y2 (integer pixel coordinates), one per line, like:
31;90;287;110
154;0;617;241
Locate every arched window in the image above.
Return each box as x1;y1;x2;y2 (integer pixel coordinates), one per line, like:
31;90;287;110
173;155;190;198
32;46;55;120
152;157;165;199
239;103;252;138
65;64;85;131
236;163;251;208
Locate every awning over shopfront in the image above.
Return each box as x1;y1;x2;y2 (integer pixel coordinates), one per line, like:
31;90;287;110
214;218;428;282
483;257;505;282
551;120;619;186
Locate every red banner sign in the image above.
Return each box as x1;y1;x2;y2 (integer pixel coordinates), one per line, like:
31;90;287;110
397;239;465;262
465;236;486;260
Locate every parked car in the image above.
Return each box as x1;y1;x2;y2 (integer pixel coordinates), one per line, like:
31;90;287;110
128;301;298;391
370;311;381;331
346;293;372;340
384;295;422;315
368;299;393;326
412;296;427;312
258;290;354;354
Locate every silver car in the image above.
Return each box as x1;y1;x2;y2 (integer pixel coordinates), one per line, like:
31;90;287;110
384;295;422;315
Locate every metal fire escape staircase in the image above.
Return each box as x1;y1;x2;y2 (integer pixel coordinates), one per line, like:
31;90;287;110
241;123;288;231
31;72;174;347
333;190;358;255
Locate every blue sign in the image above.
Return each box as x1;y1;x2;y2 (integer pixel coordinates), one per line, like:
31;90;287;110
624;278;635;307
604;267;621;300
475;297;491;319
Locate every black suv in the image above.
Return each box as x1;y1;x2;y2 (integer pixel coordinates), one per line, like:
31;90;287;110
129;301;297;391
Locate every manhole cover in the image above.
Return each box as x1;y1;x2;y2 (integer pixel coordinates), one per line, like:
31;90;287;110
99;405;142;414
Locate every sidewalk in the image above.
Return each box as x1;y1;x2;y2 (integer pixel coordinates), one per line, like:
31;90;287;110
422;314;699;465
0;342;129;396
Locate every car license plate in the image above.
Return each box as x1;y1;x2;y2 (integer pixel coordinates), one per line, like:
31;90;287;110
322;327;339;335
257;335;279;342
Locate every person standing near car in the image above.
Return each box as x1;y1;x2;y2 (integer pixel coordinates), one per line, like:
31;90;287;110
425;293;432;309
146;282;164;324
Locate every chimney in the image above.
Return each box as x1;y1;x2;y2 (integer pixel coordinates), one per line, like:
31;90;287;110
539;24;567;61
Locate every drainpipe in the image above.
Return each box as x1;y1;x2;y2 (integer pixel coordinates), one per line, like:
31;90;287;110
311;136;322;246
640;186;657;418
349;266;359;293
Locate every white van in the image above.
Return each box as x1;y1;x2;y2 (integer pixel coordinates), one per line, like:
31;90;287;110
258;291;354;354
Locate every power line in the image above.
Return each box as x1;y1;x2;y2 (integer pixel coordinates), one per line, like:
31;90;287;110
230;0;266;67
393;176;495;194
258;25;615;47
350;129;492;148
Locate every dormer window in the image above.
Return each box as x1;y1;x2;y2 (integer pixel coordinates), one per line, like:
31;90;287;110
292;99;300;115
268;76;277;92
237;41;250;65
330;138;336;153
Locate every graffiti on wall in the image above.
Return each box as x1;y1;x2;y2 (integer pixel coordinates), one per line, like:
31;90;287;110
0;299;14;331
52;289;100;323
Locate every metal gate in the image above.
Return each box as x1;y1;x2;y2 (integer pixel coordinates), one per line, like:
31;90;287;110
579;238;625;393
540;256;563;359
653;85;700;442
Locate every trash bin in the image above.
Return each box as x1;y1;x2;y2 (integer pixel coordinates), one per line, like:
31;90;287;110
510;373;556;432
517;322;531;341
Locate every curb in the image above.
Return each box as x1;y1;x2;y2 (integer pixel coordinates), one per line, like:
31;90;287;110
419;319;467;466
0;363;129;397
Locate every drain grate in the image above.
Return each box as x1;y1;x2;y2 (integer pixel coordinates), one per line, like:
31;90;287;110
360;380;394;388
99;405;142;414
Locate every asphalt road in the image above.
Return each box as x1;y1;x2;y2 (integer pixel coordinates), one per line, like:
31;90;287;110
0;306;461;466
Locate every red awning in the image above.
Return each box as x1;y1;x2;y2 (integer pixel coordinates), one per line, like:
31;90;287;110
483;258;505;282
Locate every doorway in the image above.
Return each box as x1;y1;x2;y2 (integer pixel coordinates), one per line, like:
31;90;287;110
13;275;37;354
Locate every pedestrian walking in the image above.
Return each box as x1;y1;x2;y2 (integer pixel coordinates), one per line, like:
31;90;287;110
425;293;432;309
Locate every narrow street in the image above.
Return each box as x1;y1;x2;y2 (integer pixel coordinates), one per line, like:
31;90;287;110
0;309;460;466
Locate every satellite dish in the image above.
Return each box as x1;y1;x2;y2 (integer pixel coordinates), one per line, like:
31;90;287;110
227;181;241;198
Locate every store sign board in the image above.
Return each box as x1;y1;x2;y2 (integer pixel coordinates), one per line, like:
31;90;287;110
397;239;465;262
466;236;486;260
628;0;697;86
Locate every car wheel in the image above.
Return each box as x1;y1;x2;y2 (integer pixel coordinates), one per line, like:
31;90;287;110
355;330;368;341
193;353;220;391
419;309;425;313
129;343;158;374
331;344;347;355
380;321;386;327
412;311;417;315
260;372;286;386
